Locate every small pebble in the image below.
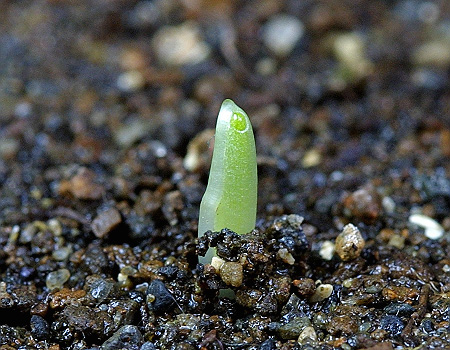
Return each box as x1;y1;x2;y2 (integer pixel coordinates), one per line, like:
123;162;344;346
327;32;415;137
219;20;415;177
47;219;62;236
141;342;157;350
413;39;450;67
102;325;142;350
409;213;444;239
117;272;129;284
14;101;32;118
382;196;396;213
90;278;114;302
30;315;50;340
91;208;122;239
220;262;243;287
335;223;365;261
65;167;105;200
255;57;277;76
297;326;318;344
302;149;322;168
327;315;358;335
8;225;20;244
0;138;19;160
152;22;210;66
117;70;145;92
332;32;372;81
20;223;38;244
46;269;71;290
293;278;316;297
49;288;86;309
277;316;311;340
259;339;276;350
277;248;295;265
380;315;405;337
113;119;151;148
319;240;335;261
342;185;381;223
52;246;72;261
263;14;304;57
0;282;14;308
162;190;184;226
387;234;405;249
384;302;415;317
127;0;161;29
120;48;148;71
183;129;214;172
210;256;225;272
309;284;333;302
146;280;176;314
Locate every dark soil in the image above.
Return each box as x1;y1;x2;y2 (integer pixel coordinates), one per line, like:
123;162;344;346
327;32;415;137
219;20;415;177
1;1;450;349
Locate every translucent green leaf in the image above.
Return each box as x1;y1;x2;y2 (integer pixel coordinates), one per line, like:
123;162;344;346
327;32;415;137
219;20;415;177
198;99;257;264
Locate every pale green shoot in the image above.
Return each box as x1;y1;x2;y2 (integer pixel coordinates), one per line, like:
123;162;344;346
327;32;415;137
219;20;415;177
198;99;257;265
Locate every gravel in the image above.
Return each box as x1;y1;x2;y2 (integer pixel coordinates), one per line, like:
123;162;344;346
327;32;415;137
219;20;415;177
1;1;450;349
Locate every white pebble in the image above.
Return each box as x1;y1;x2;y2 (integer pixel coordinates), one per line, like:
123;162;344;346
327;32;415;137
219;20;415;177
278;248;295;265
263;14;304;57
117;70;145;92
15;102;32;118
114;119;150;147
211;256;225;272
382;196;396;213
297;326;318;344
255;57;277;76
332;32;372;80
413;40;450;67
46;269;70;290
409;214;444;239
153;22;210;66
309;284;333;302
335;223;365;261
319;240;335;261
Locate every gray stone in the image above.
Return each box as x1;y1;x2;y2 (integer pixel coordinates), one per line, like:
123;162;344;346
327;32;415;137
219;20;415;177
102;325;142;350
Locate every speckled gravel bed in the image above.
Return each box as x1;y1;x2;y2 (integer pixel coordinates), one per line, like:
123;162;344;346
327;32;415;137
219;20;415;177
1;1;450;349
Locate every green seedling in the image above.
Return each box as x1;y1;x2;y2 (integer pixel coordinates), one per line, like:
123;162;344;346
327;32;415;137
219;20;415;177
198;99;257;265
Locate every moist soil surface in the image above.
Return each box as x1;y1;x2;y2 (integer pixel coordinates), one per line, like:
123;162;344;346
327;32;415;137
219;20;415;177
1;1;450;349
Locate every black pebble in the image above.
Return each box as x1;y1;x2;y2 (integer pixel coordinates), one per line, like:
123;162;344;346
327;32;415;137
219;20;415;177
260;338;276;350
147;279;175;314
380;315;405;336
30;315;50;340
420;318;434;333
384;302;415;317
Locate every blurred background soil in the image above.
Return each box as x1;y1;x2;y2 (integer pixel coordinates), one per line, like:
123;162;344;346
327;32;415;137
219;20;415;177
0;1;450;349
